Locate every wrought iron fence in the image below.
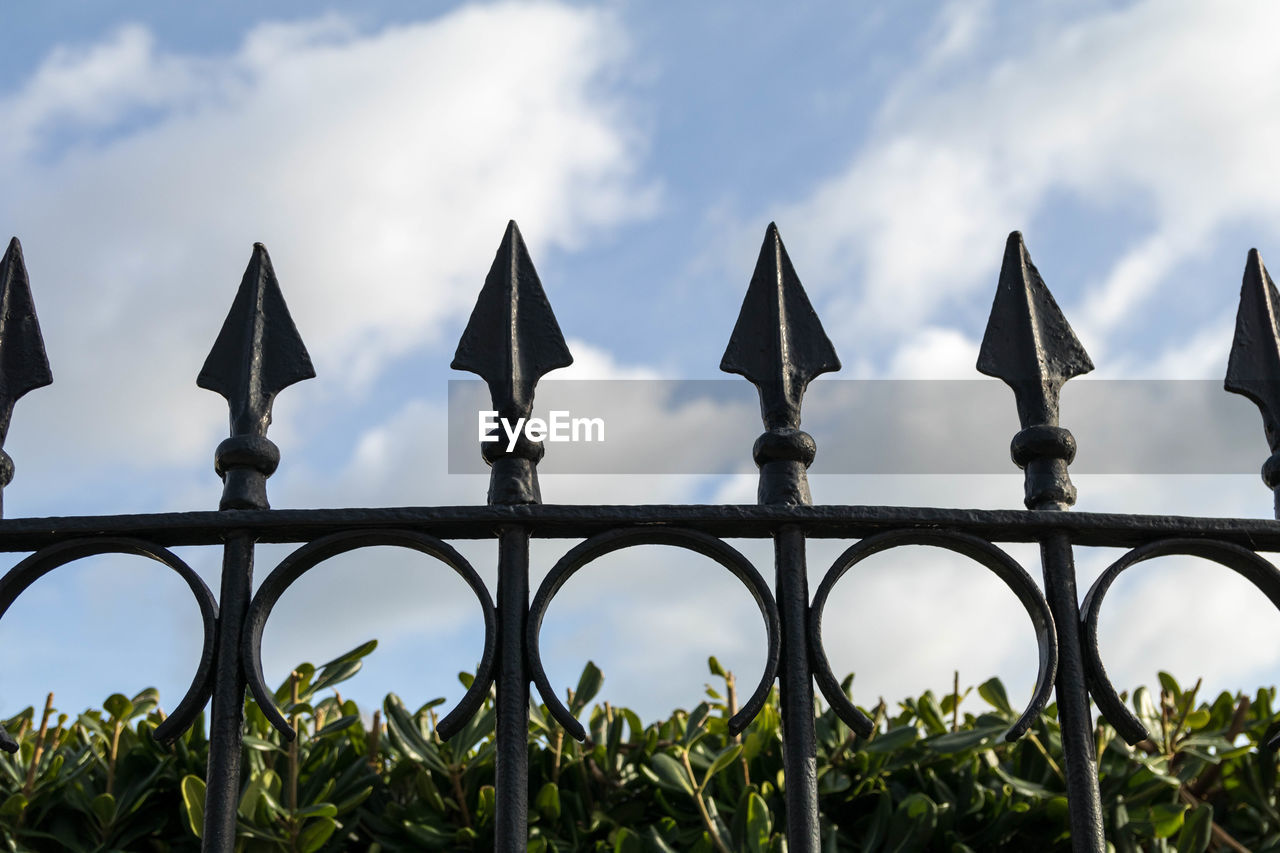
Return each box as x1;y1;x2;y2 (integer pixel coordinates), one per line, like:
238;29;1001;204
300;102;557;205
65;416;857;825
1;221;1280;852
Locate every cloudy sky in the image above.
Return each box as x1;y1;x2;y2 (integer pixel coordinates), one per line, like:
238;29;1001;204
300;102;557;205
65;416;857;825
2;0;1280;731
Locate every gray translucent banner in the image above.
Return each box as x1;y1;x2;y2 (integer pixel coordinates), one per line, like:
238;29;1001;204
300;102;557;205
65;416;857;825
447;379;1266;475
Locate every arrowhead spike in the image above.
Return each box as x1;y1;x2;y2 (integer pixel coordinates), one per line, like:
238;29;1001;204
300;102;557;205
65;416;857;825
451;221;573;419
1225;249;1280;449
977;232;1093;427
0;237;53;517
0;238;52;444
720;224;839;505
198;244;313;510
452;222;572;505
978;232;1090;511
720;223;840;430
1224;249;1280;516
197;243;315;437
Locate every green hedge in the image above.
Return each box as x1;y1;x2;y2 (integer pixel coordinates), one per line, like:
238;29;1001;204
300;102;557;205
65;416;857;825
1;641;1277;851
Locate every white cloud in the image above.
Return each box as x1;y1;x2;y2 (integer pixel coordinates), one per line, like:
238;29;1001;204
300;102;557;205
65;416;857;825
886;327;980;378
554;338;662;380
0;4;656;500
778;0;1280;374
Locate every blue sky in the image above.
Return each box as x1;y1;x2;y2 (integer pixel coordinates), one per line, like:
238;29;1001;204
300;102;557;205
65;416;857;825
2;0;1280;729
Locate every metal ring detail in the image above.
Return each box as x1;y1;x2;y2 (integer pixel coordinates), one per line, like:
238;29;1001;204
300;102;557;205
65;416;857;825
810;529;1058;741
242;529;496;742
527;527;781;741
1081;537;1280;747
0;537;219;751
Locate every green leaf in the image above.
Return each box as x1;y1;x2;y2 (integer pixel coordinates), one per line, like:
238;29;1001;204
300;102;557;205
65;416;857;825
1133;686;1160;733
1158;672;1182;700
571;661;604;715
103;694;132;721
993;766;1056;798
319;639;377;669
865;725;918;753
535;781;561;821
916;692;948;735
614;827;643;853
1176;803;1213;853
238;770;270;822
334;785;373;815
708;656;727;678
282;701;314;718
242;734;284;752
1182;709;1210;730
315;714;360;737
977;678;1014;716
91;792;115;825
0;793;26;818
621;708;645;741
702;743;743;788
180;774;205;839
298;816;336;853
311;660;363;694
646;752;695;796
293;803;337;819
528;699;552;734
1149;802;1188;838
886;793;937;851
744;791;772;853
414;768;447;814
383;693;448;774
926;723;1006;754
646;826;680;853
130;687;160;718
274;663;316;704
684;702;711;746
475;785;496;827
448;704;495;756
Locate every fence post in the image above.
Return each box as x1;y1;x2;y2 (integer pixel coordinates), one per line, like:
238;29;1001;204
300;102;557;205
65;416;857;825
978;232;1104;852
452;221;573;852
196;244;314;850
723;224;840;851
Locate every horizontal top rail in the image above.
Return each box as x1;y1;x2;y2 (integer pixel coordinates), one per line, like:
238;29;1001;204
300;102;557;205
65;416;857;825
0;503;1277;550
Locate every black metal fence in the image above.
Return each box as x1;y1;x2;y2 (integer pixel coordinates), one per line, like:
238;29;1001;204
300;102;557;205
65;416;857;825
2;221;1280;852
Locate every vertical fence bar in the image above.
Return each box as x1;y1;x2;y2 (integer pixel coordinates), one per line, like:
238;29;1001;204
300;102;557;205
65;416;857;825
978;232;1103;851
202;533;254;849
196;244;314;850
452;221;573;851
773;525;820;851
722;224;839;851
1038;531;1104;849
493;525;531;851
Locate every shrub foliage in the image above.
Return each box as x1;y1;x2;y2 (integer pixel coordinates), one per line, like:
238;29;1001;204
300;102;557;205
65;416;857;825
1;642;1278;851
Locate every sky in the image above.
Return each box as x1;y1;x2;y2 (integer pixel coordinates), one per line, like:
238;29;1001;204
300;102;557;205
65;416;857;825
2;0;1280;733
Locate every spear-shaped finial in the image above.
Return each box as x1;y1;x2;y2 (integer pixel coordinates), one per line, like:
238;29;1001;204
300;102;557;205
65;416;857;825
0;238;52;517
452;221;572;505
978;232;1093;510
198;243;314;510
721;223;840;505
1225;249;1280;517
